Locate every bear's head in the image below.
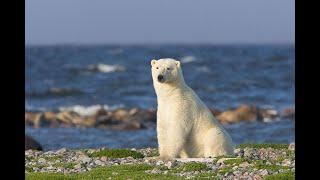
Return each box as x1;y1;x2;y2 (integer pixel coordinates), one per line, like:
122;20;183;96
151;58;184;85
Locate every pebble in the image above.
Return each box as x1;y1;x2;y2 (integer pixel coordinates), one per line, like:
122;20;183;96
100;156;108;162
156;160;164;166
288;142;295;151
150;168;162;174
38;158;46;164
234;148;244;157
282;159;291;166
80;156;91;164
239;162;250;168
211;165;218;171
217;157;237;164
164;161;176;169
94;160;104;166
56;148;67;154
260;169;269;176
244;148;254;157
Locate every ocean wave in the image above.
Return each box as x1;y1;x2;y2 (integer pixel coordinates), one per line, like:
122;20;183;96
197;66;211;73
26;88;84;98
58;104;124;116
87;63;126;73
106;48;123;55
180;56;196;63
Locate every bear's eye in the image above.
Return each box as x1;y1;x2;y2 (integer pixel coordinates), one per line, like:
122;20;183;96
167;68;170;70
156;67;159;69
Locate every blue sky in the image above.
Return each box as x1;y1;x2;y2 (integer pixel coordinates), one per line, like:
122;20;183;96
26;0;294;45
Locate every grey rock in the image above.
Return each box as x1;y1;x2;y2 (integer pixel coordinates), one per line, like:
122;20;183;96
260;169;269;176
217;157;237;164
94;159;104;166
56;148;67;154
244;148;254;157
288;142;295;151
282;159;291;166
211;165;218;171
80;156;92;164
236;148;244;157
47;165;54;170
156;160;164;166
239;162;250;168
74;163;81;169
164;160;176;169
38;158;46;164
150;168;162;174
224;172;231;177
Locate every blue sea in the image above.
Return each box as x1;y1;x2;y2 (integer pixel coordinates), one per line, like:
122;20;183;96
25;44;295;150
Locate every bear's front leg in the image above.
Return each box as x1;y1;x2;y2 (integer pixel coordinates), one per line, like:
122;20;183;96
158;126;187;160
157;120;168;159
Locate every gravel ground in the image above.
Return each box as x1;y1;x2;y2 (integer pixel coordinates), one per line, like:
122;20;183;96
25;143;295;179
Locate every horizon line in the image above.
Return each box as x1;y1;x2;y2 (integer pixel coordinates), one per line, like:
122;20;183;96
25;42;295;47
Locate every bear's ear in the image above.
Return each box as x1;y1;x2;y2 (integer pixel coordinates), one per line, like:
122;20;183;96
175;60;181;67
151;59;157;66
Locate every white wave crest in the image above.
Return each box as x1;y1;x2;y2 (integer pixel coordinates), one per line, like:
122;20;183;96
181;56;196;63
88;64;126;73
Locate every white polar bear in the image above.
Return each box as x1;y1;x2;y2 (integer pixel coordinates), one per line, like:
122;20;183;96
151;58;234;159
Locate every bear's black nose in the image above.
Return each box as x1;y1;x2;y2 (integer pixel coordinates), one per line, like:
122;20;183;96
157;75;164;82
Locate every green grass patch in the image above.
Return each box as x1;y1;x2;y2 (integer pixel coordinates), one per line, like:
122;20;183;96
26;164;184;180
224;158;246;165
276;156;287;162
194;172;220;179
264;171;295;180
88;149;144;159
181;162;210;172
172;162;210;173
237;143;288;149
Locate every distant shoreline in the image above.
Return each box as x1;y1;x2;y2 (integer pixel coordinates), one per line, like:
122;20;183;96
25;104;294;131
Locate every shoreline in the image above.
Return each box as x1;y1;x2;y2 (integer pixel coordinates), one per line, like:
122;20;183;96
25;104;295;131
25;143;295;180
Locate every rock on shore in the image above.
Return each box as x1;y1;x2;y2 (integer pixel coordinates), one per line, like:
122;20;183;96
25;143;295;179
25;105;295;130
25;135;42;151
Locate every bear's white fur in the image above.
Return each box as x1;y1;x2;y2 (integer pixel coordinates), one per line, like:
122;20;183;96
151;58;234;159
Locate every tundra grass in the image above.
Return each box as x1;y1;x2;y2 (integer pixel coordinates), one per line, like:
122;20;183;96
237;143;288;149
26;164;183;180
264;171;295;180
88;149;144;159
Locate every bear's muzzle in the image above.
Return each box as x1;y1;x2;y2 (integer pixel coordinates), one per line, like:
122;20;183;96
157;75;165;83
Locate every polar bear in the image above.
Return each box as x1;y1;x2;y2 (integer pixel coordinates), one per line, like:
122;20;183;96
151;58;234;159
